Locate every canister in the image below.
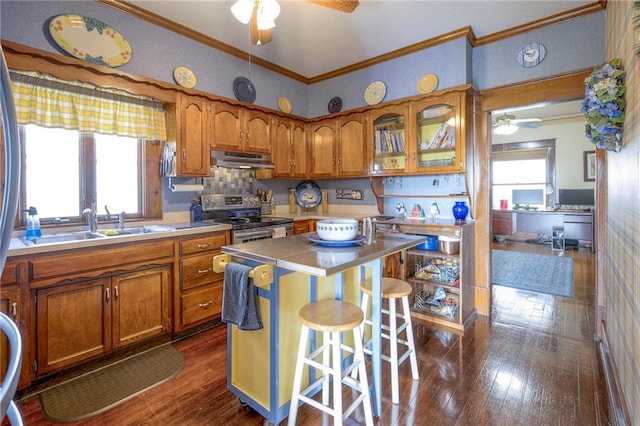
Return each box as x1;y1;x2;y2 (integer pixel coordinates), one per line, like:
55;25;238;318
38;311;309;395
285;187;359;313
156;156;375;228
288;189;297;213
416;235;438;250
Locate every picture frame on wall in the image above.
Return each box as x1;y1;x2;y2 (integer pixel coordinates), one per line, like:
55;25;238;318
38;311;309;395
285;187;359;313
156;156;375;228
584;151;596;181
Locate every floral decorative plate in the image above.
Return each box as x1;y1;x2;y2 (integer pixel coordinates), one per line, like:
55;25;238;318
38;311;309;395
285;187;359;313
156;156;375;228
233;76;256;103
364;81;386;105
328;96;343;113
48;14;132;67
278;96;292;113
417;73;438;94
173;66;196;88
308;233;366;247
295;181;322;208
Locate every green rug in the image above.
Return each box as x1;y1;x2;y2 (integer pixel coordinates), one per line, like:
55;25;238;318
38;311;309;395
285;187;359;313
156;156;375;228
492;249;574;297
39;344;184;422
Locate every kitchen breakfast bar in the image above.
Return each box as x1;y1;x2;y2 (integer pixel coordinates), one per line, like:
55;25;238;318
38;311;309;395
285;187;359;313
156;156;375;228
213;232;427;424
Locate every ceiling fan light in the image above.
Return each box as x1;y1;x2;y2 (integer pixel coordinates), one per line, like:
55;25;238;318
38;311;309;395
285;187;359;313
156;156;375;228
260;0;281;20
493;124;519;136
231;0;254;24
256;14;276;30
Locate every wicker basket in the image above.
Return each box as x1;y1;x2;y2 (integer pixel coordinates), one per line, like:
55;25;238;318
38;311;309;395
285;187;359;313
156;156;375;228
414;258;460;285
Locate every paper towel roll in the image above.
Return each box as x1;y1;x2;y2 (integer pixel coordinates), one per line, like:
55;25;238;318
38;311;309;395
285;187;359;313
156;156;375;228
170;184;204;192
272;227;287;239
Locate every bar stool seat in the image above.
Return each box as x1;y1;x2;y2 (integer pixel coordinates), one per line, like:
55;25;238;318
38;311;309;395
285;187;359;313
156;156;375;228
288;300;373;426
359;277;419;405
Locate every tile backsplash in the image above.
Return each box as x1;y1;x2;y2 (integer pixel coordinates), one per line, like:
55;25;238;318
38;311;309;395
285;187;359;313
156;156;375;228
203;167;254;194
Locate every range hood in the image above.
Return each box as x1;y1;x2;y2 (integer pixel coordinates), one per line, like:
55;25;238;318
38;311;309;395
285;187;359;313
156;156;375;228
211;150;274;169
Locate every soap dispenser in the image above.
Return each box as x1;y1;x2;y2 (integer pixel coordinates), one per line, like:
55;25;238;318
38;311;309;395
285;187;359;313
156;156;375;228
25;206;42;239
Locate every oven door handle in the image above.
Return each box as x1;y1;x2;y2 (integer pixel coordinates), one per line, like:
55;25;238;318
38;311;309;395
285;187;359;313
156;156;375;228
235;228;275;239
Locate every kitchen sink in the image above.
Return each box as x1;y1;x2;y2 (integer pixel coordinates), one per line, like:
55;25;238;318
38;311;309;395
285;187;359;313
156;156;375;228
98;225;175;236
22;232;106;246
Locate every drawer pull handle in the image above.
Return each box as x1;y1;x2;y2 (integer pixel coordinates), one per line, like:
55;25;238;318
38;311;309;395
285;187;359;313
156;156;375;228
197;243;211;249
199;301;213;309
11;302;17;319
198;268;212;274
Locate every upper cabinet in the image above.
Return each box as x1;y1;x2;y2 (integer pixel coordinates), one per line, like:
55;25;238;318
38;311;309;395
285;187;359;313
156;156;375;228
370;104;409;175
273;117;308;178
211;102;271;154
173;94;211;177
309;113;367;178
369;87;471;176
410;94;465;174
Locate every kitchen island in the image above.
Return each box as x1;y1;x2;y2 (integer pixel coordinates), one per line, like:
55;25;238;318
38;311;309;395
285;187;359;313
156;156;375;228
216;232;427;424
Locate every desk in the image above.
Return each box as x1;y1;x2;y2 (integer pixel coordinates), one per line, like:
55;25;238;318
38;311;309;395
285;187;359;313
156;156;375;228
221;232;427;424
491;209;594;249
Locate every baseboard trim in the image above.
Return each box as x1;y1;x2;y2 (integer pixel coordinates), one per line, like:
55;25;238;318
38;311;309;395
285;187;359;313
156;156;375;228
597;322;631;425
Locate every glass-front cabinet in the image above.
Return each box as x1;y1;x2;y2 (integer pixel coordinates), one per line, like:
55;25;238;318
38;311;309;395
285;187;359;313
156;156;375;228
410;95;465;174
370;105;409;175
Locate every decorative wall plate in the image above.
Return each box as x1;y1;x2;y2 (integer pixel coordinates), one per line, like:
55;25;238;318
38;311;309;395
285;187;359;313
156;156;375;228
173;66;196;88
364;81;386;105
518;43;546;67
278;96;292;113
48;14;132;67
417;73;438;94
328;96;343;113
233;77;256;103
295;181;322;208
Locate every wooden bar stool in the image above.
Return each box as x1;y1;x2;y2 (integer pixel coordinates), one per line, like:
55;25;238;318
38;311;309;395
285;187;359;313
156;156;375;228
358;277;419;405
288;300;373;426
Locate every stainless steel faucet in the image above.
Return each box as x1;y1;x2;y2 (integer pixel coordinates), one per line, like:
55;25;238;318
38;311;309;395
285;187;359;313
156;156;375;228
82;202;98;232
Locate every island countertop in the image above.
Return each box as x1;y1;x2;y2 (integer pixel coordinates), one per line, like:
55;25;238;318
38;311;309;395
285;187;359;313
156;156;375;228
221;232;427;276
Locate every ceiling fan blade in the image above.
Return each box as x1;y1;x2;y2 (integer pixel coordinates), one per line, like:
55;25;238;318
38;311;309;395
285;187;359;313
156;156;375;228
250;3;273;46
306;0;359;13
512;118;542;123
516;122;540;128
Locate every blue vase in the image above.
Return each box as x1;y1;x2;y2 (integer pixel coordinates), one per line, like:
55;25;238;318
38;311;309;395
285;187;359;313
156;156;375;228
452;201;469;222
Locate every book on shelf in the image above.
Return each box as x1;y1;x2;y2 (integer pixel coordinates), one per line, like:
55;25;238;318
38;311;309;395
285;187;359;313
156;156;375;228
375;129;405;153
424;123;454;150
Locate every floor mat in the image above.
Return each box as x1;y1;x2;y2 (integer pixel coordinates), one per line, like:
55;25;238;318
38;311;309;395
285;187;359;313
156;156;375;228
491;249;574;297
39;344;185;422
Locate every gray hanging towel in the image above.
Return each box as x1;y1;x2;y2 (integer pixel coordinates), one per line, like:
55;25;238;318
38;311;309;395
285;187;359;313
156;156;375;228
221;262;263;331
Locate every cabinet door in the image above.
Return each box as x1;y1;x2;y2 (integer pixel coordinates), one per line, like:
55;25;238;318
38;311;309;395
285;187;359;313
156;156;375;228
180;283;223;328
212;102;243;151
369;105;409;175
291;121;308;178
177;94;210;176
245;110;271;153
273;118;292;177
112;266;171;348
36;279;111;374
1;287;20;382
337;115;367;176
309;121;336;177
410;95;465;173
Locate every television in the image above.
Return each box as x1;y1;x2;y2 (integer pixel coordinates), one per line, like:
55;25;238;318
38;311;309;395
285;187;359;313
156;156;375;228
512;189;544;209
558;189;594;206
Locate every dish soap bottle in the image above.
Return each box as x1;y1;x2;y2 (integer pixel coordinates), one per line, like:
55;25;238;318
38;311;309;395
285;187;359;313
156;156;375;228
25;206;42;239
189;197;203;223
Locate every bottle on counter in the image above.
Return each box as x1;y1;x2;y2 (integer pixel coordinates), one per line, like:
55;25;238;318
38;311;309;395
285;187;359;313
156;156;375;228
289;189;297;214
189;197;203;222
25;206;42;238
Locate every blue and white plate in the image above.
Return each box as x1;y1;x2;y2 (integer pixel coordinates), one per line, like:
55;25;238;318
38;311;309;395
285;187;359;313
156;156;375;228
295;181;322;208
308;233;367;247
233;76;256;103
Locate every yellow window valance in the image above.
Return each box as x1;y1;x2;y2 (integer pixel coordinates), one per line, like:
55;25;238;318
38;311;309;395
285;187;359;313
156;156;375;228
9;70;167;141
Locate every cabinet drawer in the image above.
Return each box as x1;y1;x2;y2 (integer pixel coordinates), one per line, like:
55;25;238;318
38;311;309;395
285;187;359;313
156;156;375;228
181;253;224;290
180;283;222;327
180;233;227;255
293;221;310;234
564;214;592;223
1;261;18;285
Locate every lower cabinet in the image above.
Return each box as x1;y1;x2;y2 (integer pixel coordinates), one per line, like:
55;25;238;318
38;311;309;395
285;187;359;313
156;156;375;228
293;220;310;234
35;265;171;375
175;232;228;330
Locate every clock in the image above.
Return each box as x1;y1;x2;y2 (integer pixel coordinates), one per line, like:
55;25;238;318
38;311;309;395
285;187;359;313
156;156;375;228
518;43;546;68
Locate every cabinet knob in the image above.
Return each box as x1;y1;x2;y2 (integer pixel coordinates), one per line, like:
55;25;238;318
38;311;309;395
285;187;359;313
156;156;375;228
10;302;17;319
114;286;119;303
197;243;211;249
198;268;212;274
105;288;110;304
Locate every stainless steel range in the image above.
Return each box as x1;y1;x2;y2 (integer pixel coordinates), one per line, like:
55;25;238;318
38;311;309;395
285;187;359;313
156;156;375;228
200;194;293;244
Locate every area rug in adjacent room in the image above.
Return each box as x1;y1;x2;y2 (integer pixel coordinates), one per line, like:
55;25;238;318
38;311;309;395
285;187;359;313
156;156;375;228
39;344;184;422
491;249;574;297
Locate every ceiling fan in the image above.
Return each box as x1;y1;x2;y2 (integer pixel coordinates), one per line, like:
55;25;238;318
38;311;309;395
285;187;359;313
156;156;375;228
493;113;541;135
232;0;359;46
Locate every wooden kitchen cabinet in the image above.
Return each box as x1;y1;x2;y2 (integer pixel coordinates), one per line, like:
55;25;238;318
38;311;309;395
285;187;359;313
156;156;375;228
369;104;409;175
35;265;171;375
175;231;229;330
172;94;211;176
293;220;310;234
273;118;308;178
1;260;30;389
211;102;271;154
309;114;367;178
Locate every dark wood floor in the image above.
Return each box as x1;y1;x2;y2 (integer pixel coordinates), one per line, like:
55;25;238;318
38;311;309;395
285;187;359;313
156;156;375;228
16;241;599;425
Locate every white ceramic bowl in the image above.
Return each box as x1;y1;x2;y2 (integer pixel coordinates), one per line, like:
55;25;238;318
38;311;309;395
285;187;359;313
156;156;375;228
315;219;359;241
